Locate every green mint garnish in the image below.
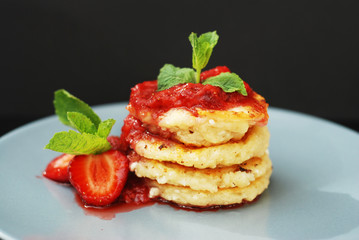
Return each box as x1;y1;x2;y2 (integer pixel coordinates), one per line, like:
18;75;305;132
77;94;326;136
157;64;196;91
189;31;219;83
67;112;97;135
54;89;101;129
156;31;247;96
96;119;116;138
202;72;247;96
45;130;111;155
45;89;115;155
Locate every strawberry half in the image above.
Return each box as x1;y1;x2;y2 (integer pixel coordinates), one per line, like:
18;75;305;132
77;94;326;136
200;66;231;81
43;154;74;183
68;150;129;207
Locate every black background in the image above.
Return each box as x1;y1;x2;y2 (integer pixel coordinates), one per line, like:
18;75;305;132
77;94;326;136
1;0;358;136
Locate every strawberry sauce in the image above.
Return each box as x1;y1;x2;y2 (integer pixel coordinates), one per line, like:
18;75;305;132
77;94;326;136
127;80;268;122
74;194;155;220
73;173;155;220
120;80;269;151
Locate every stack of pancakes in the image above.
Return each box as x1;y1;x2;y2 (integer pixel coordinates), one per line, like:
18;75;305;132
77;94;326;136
123;93;272;209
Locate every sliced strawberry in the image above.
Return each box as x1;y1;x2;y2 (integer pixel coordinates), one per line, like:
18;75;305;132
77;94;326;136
107;135;121;150
68;150;129;207
43;154;74;183
200;66;231;81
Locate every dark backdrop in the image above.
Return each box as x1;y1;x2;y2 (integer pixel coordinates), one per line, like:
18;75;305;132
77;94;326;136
1;0;359;135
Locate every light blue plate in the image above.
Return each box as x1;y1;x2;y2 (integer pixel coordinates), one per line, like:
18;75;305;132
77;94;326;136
1;103;359;240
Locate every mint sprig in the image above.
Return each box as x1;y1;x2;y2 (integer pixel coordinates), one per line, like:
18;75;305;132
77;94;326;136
189;31;219;83
157;31;247;96
45;89;115;155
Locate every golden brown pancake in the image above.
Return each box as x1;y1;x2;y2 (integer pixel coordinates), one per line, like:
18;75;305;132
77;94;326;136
133;126;270;169
146;167;272;207
129;153;271;193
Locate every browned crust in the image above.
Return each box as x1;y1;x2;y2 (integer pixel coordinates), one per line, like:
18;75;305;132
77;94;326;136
155;195;262;212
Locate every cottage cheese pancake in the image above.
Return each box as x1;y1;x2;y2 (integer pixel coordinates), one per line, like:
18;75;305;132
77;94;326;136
126;80;268;147
129;153;271;193
153;106;264;147
132;125;270;169
146;168;272;207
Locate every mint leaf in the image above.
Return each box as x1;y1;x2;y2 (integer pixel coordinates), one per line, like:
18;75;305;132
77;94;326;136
96;119;116;138
189;31;219;83
202;72;248;96
45;130;112;155
67;112;97;134
46;89;118;155
157;64;196;91
54;89;101;129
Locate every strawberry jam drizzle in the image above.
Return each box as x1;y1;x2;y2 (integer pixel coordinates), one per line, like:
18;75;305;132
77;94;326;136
119;115;147;152
73;173;155;220
200;66;230;81
119;114;176;152
74;193;155;220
